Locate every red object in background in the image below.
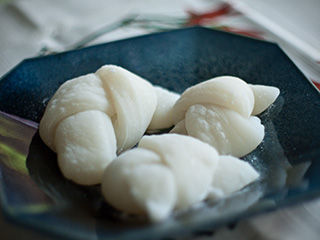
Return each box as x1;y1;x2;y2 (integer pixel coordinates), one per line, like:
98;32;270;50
185;3;263;39
186;3;239;26
311;80;320;91
218;26;263;39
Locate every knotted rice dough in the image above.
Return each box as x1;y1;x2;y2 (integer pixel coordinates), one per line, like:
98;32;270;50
39;65;158;185
101;133;260;222
101;134;219;221
171;76;280;157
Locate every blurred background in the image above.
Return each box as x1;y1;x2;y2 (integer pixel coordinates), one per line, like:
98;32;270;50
1;0;319;88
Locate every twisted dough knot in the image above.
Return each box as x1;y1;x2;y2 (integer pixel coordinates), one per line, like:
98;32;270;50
102;134;219;222
39;65;159;185
101;133;259;222
171;76;280;157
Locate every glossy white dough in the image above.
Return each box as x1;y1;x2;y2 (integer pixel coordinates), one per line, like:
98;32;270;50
173;76;255;124
208;155;260;199
101;134;219;222
170;119;188;135
102;148;176;221
39;65;158;185
39;73;114;152
184;104;265;157
55;110;116;185
171;76;280;157
96;65;157;153
250;84;280;115
148;86;180;130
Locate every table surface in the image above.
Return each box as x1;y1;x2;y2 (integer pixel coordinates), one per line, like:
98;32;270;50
1;1;320;240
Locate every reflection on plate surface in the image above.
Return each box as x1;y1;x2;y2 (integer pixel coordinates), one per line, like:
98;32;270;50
0;27;320;240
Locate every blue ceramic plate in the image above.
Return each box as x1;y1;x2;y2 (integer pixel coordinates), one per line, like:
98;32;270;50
1;27;320;240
